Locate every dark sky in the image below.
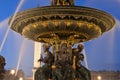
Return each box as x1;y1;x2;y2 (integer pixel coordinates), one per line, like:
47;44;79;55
0;0;120;77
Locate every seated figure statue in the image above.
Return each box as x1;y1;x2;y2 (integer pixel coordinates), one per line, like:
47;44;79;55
35;43;54;80
72;44;91;80
53;43;75;80
54;43;70;66
35;43;91;80
38;43;54;65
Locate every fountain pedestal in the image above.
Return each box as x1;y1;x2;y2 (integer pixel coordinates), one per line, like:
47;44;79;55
35;43;91;80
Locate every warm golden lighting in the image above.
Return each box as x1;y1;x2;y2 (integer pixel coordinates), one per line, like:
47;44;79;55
97;75;102;80
19;77;23;80
10;69;15;75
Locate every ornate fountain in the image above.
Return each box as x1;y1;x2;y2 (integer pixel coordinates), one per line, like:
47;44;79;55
10;0;115;80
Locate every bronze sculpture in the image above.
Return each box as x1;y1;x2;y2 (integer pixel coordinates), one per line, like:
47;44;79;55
35;43;91;80
10;0;115;80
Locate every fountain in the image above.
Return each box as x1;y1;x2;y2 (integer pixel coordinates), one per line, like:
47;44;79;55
9;0;115;80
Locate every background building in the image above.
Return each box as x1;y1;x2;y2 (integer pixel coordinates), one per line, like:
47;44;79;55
91;71;120;80
4;69;24;80
25;71;120;80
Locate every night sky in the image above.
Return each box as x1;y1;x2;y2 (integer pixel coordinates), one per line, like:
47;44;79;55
0;0;120;77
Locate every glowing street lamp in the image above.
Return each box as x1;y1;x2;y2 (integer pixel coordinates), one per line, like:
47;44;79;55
97;75;102;80
19;77;23;80
10;70;15;75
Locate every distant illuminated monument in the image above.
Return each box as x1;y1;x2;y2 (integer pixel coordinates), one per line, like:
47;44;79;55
10;0;115;80
32;42;42;80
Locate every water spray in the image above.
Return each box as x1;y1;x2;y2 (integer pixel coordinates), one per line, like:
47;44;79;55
0;0;24;53
115;18;120;29
15;38;26;76
81;43;89;69
0;18;9;29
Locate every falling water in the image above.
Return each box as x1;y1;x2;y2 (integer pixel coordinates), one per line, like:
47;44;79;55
115;18;120;29
15;38;26;76
0;18;9;29
0;18;9;53
82;46;89;69
118;0;120;3
85;22;116;70
0;0;26;76
0;0;24;53
0;18;8;52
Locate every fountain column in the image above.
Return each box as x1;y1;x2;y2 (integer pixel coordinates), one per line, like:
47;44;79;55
32;42;42;80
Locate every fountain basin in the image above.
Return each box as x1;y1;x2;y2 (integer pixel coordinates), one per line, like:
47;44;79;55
10;6;115;44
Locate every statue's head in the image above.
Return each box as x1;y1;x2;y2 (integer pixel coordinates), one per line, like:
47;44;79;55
80;54;84;61
77;44;84;52
60;43;68;52
43;43;51;52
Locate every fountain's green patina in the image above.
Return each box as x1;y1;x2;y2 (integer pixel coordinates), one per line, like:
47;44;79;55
35;43;91;80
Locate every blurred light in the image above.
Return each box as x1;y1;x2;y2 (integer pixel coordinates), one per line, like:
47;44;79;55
10;69;15;75
19;77;23;80
97;75;102;80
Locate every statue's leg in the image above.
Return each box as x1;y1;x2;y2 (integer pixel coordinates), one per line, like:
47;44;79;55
52;68;63;80
35;68;42;80
35;65;52;80
77;66;91;80
61;65;76;80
